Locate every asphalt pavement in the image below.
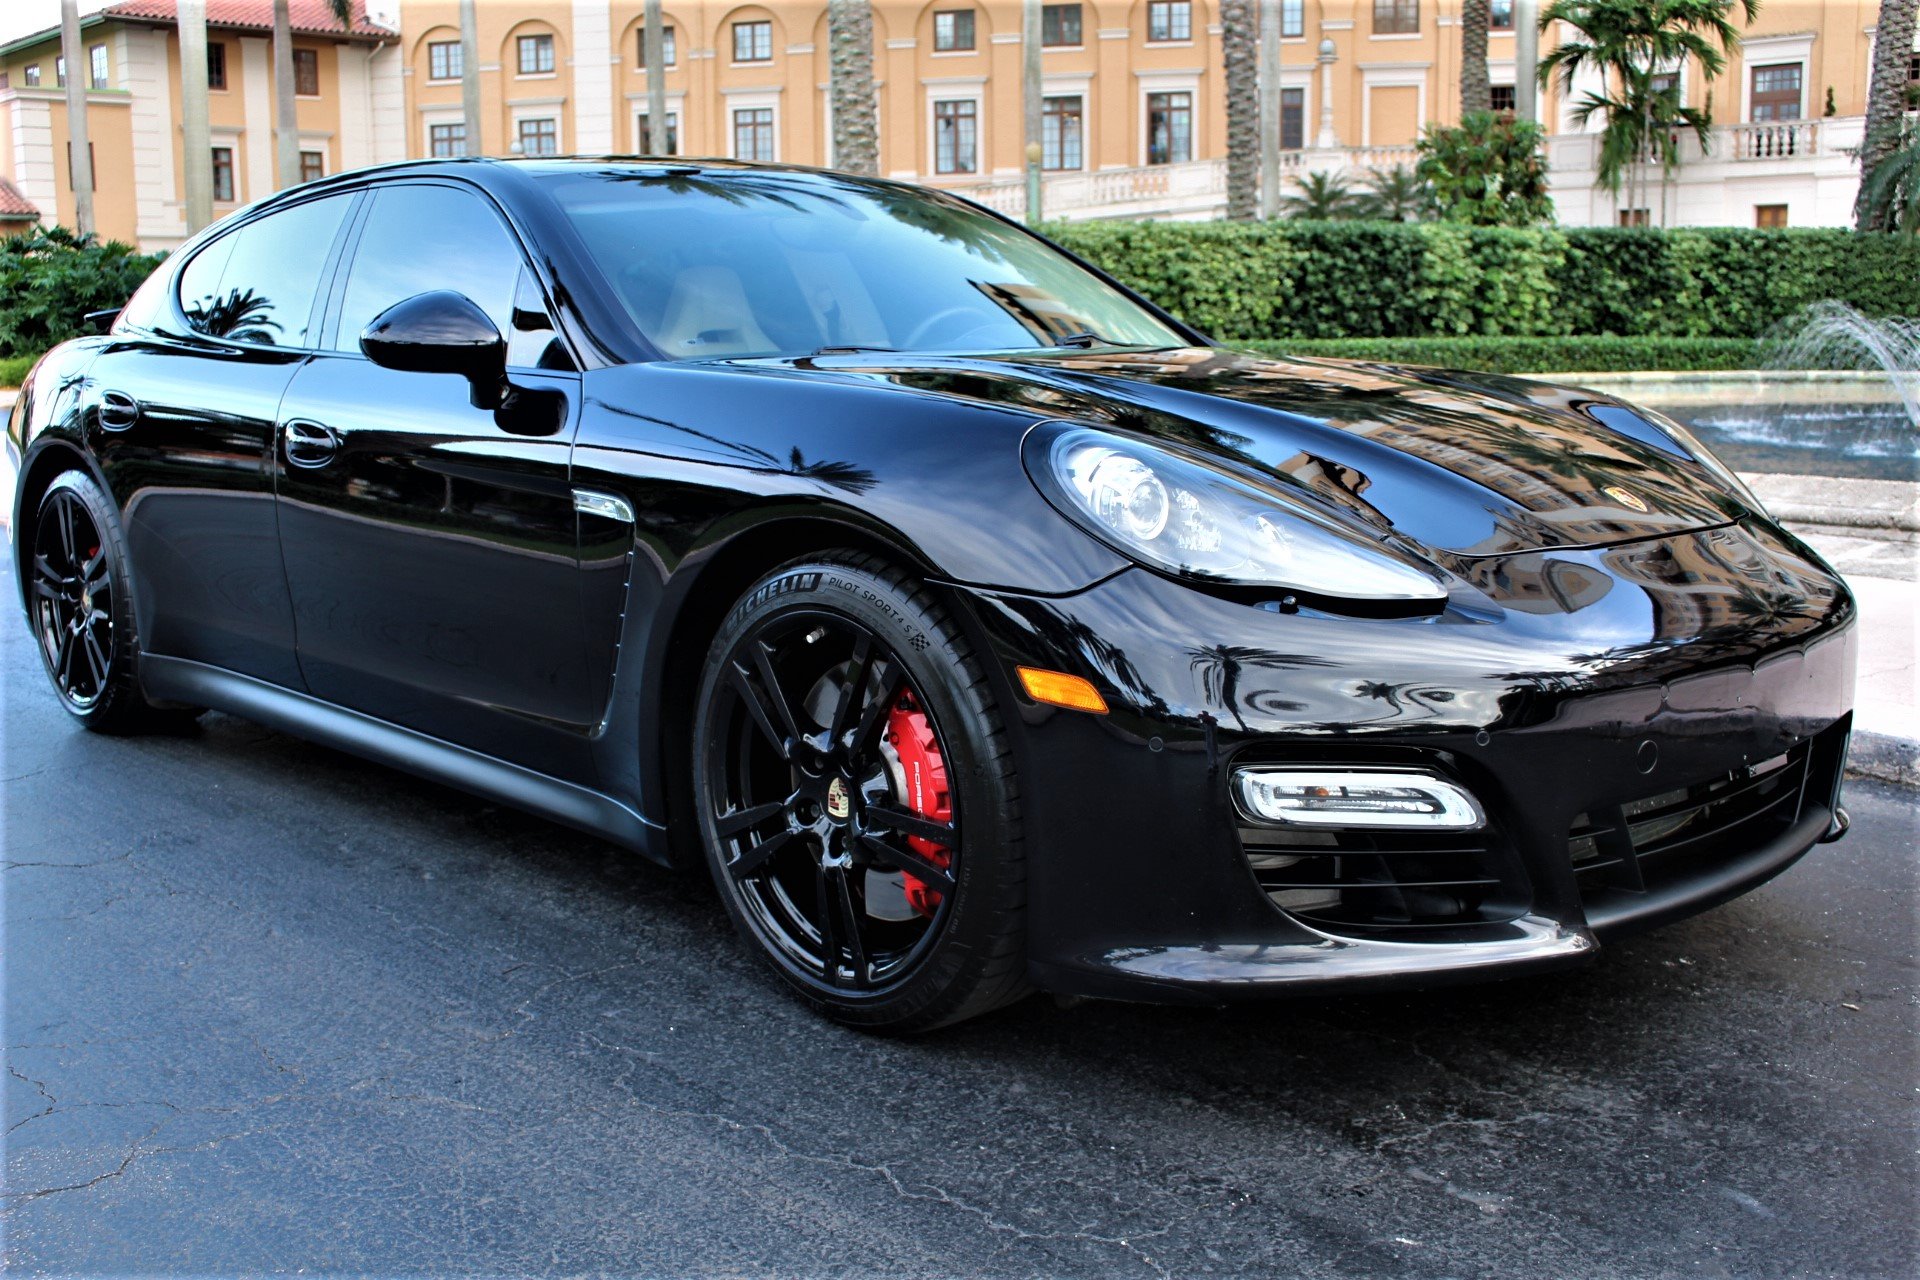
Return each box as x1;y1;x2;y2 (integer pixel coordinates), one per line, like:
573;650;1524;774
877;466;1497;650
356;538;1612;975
4;587;1918;1277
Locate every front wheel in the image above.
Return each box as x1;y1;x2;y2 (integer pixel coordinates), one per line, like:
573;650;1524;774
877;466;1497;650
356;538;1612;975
692;555;1029;1032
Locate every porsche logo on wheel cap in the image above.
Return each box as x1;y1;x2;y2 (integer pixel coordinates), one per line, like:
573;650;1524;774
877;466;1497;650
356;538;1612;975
825;777;851;821
1604;484;1650;513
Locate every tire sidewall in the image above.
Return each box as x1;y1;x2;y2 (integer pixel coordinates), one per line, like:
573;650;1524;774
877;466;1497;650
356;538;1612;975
31;469;148;729
692;558;1019;1030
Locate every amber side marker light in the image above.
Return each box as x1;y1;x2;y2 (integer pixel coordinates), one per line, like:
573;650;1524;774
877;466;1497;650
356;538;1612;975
1016;666;1109;714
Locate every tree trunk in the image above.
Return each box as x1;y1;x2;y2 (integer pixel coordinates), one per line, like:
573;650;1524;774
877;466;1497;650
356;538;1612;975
273;0;300;188
827;0;879;176
459;0;482;156
60;0;93;235
1222;0;1258;220
1857;0;1919;230
1461;0;1491;116
643;0;668;154
178;0;213;231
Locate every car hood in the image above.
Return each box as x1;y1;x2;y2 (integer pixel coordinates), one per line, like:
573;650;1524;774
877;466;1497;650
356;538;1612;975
763;346;1747;561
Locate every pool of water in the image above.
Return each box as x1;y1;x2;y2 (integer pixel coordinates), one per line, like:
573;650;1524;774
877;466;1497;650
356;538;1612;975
1569;375;1918;482
1659;400;1918;482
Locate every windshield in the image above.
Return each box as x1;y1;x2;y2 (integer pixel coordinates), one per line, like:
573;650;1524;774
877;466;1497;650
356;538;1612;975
538;168;1187;360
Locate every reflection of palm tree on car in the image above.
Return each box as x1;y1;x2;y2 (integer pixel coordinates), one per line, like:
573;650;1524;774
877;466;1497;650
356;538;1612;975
188;288;282;344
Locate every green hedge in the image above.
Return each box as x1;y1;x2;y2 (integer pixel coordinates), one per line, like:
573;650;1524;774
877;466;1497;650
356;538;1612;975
0;226;162;360
0;353;35;388
1233;335;1761;374
1053;221;1920;342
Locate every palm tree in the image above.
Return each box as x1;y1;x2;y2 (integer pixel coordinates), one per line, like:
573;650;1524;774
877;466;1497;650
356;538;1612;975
1856;0;1919;230
1222;0;1259;219
59;0;93;234
1461;0;1492;116
1357;165;1434;221
459;0;481;156
643;0;668;154
177;0;212;230
1282;169;1363;219
827;0;879;175
274;0;353;189
1539;0;1757;220
1858;119;1920;233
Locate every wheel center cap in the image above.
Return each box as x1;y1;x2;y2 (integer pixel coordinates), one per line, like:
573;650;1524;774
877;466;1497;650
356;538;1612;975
824;776;852;822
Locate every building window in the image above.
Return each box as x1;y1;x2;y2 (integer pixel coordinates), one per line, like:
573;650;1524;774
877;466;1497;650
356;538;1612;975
1147;90;1192;164
1282;0;1303;38
211;146;235;202
207;42;227;89
1147;1;1191;42
66;141;96;186
22;64;39;87
1755;203;1789;229
89;44;108;89
1750;62;1802;121
1617;208;1649;226
933;99;978;173
1281;86;1303;148
294;48;319;96
517;117;558;155
1491;0;1513;29
1490;83;1516;112
733;107;775;160
1042;94;1083;169
428;40;461;81
933;11;976;52
517;34;555;75
638;111;679;154
1649;71;1678;96
1042;4;1081;46
55;56;66;88
1373;0;1420;35
733;20;773;62
638;25;677;66
429;122;467;156
300;149;325;182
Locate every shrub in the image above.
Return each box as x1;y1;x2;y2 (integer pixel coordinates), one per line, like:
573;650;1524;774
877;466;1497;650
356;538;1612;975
0;353;36;388
1232;335;1761;373
0;226;163;359
1416;111;1554;226
1048;221;1920;342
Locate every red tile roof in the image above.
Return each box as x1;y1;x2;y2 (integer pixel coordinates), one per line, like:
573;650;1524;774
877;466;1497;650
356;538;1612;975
0;177;41;221
100;0;395;41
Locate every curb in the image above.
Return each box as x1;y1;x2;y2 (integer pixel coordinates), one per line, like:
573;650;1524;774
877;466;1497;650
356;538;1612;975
1849;730;1918;789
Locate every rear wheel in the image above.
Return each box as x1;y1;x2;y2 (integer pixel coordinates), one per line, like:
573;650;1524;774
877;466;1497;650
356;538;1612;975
693;555;1028;1032
27;470;196;733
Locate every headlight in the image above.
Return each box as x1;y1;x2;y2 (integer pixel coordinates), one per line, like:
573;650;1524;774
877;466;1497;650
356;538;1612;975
1025;424;1447;602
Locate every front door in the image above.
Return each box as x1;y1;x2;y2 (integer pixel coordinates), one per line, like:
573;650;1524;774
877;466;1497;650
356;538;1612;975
274;181;595;776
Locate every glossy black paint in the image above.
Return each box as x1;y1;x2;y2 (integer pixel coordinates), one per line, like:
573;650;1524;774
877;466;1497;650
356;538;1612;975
360;290;511;409
7;159;1856;1005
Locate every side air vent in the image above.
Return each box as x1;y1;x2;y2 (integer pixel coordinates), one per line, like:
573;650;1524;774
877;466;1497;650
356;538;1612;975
1239;826;1526;934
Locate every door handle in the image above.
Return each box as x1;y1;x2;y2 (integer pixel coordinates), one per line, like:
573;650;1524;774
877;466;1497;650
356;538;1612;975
283;419;340;469
98;390;140;432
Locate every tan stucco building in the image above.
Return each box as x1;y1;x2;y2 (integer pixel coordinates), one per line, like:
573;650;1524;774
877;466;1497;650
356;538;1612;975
1;0;1911;249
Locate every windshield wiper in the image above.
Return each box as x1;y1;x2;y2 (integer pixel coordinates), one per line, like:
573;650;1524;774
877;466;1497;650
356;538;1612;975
807;344;899;357
1053;329;1107;349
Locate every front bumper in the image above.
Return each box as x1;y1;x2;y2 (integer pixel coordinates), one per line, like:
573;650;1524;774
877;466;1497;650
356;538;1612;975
957;517;1857;1004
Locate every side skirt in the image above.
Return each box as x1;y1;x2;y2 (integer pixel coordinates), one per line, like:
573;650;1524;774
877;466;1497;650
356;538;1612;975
140;654;670;865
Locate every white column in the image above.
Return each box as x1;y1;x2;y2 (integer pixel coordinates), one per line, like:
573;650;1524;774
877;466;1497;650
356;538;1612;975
124;27;184;248
366;41;406;162
338;44;372;170
241;36;272;200
570;0;615;153
7;96;59;222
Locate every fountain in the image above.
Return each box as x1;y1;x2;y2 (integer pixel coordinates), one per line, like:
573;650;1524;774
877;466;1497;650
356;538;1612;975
1760;300;1920;428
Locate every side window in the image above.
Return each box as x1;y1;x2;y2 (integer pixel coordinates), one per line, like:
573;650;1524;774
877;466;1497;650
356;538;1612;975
177;195;353;345
334;184;565;369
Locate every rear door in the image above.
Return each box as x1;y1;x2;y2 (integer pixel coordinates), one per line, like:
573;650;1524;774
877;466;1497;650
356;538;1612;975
89;192;358;689
274;180;596;777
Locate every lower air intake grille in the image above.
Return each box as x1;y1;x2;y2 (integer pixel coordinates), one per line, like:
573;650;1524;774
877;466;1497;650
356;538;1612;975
1238;827;1524;934
1569;741;1813;902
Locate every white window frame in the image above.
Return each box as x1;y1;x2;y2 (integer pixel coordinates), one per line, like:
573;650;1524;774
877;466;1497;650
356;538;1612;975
427;39;462;83
930;94;981;174
1135;70;1201;166
732;20;774;64
516;33;557;78
630;90;688;152
723;88;781;161
1737;32;1812;123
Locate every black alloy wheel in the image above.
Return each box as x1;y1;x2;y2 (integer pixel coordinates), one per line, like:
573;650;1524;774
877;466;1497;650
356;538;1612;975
28;470;193;732
32;482;115;713
693;555;1029;1031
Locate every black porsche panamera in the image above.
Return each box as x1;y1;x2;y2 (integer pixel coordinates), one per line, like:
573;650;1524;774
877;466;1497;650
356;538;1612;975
9;159;1855;1030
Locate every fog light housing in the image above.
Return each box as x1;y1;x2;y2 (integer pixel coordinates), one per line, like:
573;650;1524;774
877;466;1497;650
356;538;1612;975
1232;769;1485;830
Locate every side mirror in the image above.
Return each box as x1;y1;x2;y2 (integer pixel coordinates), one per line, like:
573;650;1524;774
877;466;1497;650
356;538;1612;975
85;307;123;335
361;290;507;409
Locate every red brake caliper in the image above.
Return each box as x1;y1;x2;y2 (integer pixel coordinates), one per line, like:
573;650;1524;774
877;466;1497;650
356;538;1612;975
883;690;952;918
